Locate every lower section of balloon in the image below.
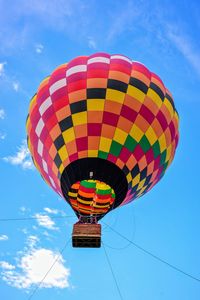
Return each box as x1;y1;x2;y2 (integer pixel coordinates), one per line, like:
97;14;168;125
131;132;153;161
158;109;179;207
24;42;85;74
60;157;128;221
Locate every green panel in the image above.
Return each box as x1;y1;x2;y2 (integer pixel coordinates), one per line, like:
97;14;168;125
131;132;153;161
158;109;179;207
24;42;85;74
81;180;96;189
98;150;108;159
152;140;161;158
124;135;137;152
110;140;122;156
96;188;112;195
160;150;167;165
139;135;151;153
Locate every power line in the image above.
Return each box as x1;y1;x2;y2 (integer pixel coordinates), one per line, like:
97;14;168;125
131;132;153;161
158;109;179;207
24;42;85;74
102;222;200;283
28;238;70;300
102;241;124;300
0;215;75;222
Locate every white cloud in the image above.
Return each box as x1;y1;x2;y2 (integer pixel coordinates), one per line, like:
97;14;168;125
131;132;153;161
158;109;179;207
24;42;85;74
0;108;5;119
12;81;19;91
34;213;58;230
0;62;6;76
0;261;15;270
0;234;8;241
0;132;6;140
35;43;44;54
3;140;34;170
44;207;59;215
0;236;70;289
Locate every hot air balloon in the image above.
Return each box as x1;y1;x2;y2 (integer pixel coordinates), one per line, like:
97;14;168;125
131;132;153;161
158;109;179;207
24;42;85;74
26;53;179;247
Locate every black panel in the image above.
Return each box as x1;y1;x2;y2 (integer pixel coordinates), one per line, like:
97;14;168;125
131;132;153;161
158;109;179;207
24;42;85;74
54;135;65;150
59;116;73;131
122;165;129;176
60;158;128;221
131;164;140;178
165;92;175;111
108;79;128;93
140;167;147;181
54;153;62;168
150;82;165;101
87;88;106;99
129;78;148;94
70;100;87;114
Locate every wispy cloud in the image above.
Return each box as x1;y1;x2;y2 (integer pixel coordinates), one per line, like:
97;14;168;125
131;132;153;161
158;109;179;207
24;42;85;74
88;37;97;49
166;26;200;76
0;62;6;76
12;81;20;92
35;43;44;54
34;213;58;230
0;235;8;241
3;140;34;170
0;132;6;140
0;108;5;119
0;235;70;289
44;207;59;215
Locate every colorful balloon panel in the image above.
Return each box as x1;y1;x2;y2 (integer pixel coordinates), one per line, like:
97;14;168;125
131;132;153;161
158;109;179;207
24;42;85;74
26;53;179;219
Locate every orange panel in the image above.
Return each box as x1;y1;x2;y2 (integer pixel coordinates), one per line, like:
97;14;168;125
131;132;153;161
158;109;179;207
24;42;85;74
124;94;142;112
87;111;104;123
117;116;133;133
68;89;86;104
74;124;88;138
101;124;116;138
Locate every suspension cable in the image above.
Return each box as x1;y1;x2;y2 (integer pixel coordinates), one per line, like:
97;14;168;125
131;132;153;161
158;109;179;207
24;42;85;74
27;238;70;300
102;221;200;283
102;241;124;300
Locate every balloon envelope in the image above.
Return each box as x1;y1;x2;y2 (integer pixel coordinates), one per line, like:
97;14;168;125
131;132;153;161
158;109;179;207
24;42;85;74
26;53;179;221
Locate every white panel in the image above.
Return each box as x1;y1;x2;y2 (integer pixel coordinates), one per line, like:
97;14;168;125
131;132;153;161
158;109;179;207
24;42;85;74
39;97;52;115
49;78;67;95
49;176;56;187
87;57;110;64
37;139;43;156
42;159;48;173
66;65;87;77
111;55;132;65
35;118;44;137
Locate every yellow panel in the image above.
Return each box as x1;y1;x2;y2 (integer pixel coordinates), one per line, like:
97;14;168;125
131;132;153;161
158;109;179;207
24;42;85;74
113;128;127;144
166;144;172;161
158;133;167;152
72;112;87;125
59;164;64;174
137;186;146;196
137;178;146;190
87;99;105;111
126;173;132;184
129;124;143;142
131;174;140;188
68;191;77;197
29;94;37;111
88;150;98;157
164;98;174;118
77;198;92;205
145;126;158;145
147;89;162;108
106;89;125;104
58;146;68;160
99;137;112;152
63;128;75;143
127;85;145;103
174;111;179;122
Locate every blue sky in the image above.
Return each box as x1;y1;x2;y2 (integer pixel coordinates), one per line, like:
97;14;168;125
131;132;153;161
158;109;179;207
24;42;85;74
0;0;200;299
